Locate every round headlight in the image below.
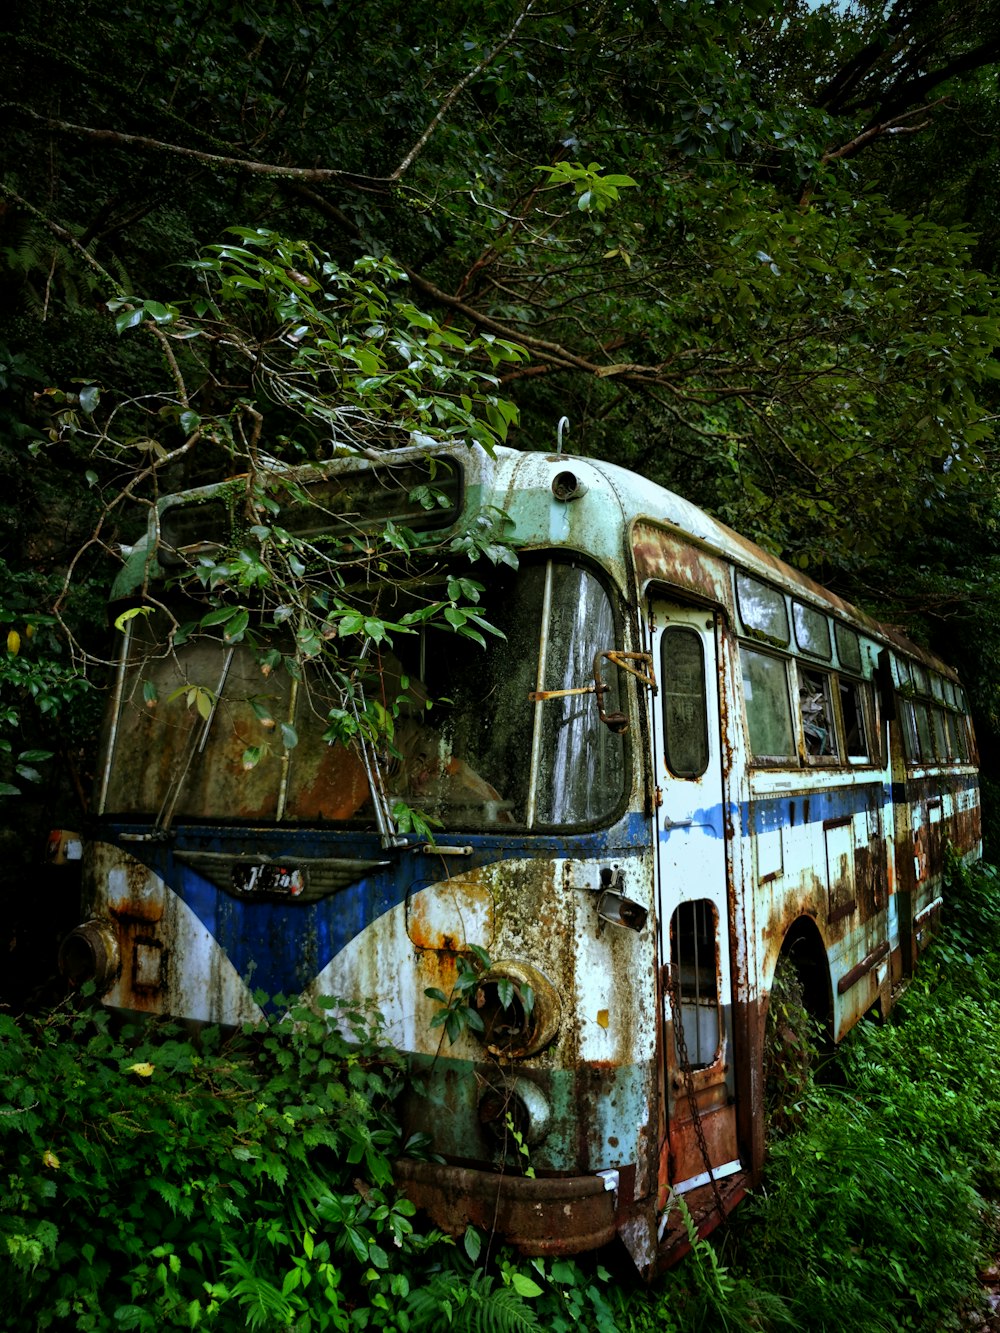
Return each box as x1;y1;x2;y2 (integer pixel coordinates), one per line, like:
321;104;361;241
59;919;120;993
478;1076;552;1146
472;959;561;1058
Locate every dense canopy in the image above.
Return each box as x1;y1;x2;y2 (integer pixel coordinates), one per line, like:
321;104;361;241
3;0;1000;784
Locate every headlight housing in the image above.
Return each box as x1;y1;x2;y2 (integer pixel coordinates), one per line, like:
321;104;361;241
472;960;561;1058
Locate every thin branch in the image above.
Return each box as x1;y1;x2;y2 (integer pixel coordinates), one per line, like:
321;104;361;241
149;323;190;409
390;1;537;182
4;105;388;191
820;97;948;164
0;182;125;294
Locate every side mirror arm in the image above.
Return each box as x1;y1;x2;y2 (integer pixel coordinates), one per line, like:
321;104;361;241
593;651;657;734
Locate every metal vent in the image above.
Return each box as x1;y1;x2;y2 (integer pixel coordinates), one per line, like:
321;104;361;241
174;851;389;903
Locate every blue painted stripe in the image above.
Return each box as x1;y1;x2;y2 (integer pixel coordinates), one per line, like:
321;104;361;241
101;771;979;1002
103;812;652;1003
745;775;979;837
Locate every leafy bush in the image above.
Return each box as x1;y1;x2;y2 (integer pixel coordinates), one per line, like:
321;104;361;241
734;855;1000;1332
0;995;426;1330
6;857;1000;1332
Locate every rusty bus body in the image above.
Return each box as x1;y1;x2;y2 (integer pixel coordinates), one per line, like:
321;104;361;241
66;444;980;1276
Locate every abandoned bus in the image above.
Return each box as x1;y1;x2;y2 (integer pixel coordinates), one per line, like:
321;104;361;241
63;443;980;1275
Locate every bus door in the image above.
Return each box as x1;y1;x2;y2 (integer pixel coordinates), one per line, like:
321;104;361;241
648;600;741;1197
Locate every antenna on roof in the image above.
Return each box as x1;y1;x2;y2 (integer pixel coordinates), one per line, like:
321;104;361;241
556;416;570;454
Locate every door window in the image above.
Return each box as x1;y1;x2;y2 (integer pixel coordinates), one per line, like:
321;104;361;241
670;900;722;1069
661;627;709;778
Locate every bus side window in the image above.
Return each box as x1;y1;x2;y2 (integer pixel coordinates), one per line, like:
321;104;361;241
670;900;722;1069
839;678;870;760
798;666;838;759
911;700;934;762
739;646;796;762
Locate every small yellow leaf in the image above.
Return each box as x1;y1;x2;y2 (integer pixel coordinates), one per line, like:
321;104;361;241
42;1149;60;1169
596;1009;609;1029
127;1062;155;1078
7;629;20;656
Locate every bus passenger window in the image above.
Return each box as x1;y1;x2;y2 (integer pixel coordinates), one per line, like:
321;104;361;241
798;667;838;759
670;901;722;1069
901;702;921;762
792;600;832;659
931;708;949;761
954;712;971;763
912;701;934;761
740;647;796;761
661;627;709;778
839;679;870;760
835;622;863;672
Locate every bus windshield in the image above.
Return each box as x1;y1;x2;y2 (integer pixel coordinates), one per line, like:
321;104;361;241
100;559;626;831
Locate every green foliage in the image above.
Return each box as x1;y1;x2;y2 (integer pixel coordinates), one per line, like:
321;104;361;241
406;1266;543;1332
732;856;1000;1331
0;992;582;1333
104;231;525;463
425;943;493;1044
0;557;100;793
762;953;824;1135
0;995;428;1331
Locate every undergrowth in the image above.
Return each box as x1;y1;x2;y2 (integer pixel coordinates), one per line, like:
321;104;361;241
4;856;1000;1330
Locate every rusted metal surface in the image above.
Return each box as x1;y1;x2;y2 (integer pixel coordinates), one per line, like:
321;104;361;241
837;940;890;995
633;523;734;614
394;1159;618;1255
660;1040;740;1191
653;1170;750;1275
80;440;983;1280
81;840;264;1024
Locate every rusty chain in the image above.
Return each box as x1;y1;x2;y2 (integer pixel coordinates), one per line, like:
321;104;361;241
667;965;728;1227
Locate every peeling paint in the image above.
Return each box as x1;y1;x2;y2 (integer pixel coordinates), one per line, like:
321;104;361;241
76;442;980;1277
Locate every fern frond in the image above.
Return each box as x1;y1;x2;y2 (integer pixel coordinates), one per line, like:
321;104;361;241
406;1269;542;1333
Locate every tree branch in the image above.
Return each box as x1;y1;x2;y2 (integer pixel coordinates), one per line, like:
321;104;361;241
0;182;126;293
4;105;389;191
391;0;537;181
821;98;947;164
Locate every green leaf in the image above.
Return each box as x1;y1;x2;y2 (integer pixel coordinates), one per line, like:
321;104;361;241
144;300;174;324
115;307;144;335
114;606;153;633
200;605;240;627
511;1274;543;1298
79;384;100;415
223;609;250;642
463;1226;482;1262
279;722;298;749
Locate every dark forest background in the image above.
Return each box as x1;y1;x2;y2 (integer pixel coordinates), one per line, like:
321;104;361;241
4;0;1000;842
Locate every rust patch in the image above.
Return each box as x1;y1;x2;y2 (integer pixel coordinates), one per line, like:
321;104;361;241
286;742;370;820
395;1159;617;1256
406;880;494;952
653;1171;749;1275
663;1076;739;1187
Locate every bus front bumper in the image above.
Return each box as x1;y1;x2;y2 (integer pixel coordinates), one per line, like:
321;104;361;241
394;1159;618;1255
